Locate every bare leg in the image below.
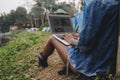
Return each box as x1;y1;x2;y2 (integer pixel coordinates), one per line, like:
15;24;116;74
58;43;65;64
42;36;68;64
40;36;78;74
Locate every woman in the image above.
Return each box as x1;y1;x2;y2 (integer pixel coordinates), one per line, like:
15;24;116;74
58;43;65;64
38;0;119;78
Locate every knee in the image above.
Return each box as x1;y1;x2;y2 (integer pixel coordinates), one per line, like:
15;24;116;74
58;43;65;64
49;35;56;42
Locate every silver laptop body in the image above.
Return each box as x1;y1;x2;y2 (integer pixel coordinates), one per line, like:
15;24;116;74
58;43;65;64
47;14;74;45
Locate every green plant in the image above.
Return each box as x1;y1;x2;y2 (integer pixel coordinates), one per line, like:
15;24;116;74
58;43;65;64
0;31;50;79
39;22;49;31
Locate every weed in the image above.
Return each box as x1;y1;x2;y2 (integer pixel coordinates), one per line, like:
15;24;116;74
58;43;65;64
0;30;50;79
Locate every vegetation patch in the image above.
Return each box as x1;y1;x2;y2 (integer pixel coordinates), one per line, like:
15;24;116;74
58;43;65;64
0;31;50;80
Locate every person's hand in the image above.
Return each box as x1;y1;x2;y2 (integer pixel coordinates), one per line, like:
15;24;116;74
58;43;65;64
62;33;79;46
71;33;79;40
62;33;74;43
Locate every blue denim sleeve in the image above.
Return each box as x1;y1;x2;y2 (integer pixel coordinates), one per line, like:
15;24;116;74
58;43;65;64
76;0;118;53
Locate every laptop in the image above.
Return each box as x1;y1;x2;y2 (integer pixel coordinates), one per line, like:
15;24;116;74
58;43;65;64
47;14;74;45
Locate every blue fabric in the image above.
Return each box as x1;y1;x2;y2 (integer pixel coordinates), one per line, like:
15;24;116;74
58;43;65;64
67;0;119;76
71;0;93;33
77;0;93;33
84;0;94;6
71;12;84;32
71;17;78;31
75;12;83;32
84;0;94;18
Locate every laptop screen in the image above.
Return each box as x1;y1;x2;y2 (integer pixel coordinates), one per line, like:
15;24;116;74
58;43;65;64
47;14;74;34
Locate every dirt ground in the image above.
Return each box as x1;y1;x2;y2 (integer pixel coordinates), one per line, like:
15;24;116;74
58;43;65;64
27;36;120;80
29;50;120;80
26;50;77;80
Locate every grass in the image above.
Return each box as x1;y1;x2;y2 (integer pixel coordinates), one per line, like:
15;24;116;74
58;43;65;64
0;30;50;80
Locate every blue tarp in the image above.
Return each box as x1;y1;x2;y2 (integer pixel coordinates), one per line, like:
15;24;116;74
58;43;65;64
84;0;94;18
84;0;94;6
71;12;83;32
72;0;94;33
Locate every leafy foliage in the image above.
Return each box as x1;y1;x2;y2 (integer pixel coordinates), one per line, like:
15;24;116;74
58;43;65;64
15;7;28;26
0;7;28;32
0;31;49;79
34;0;57;12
